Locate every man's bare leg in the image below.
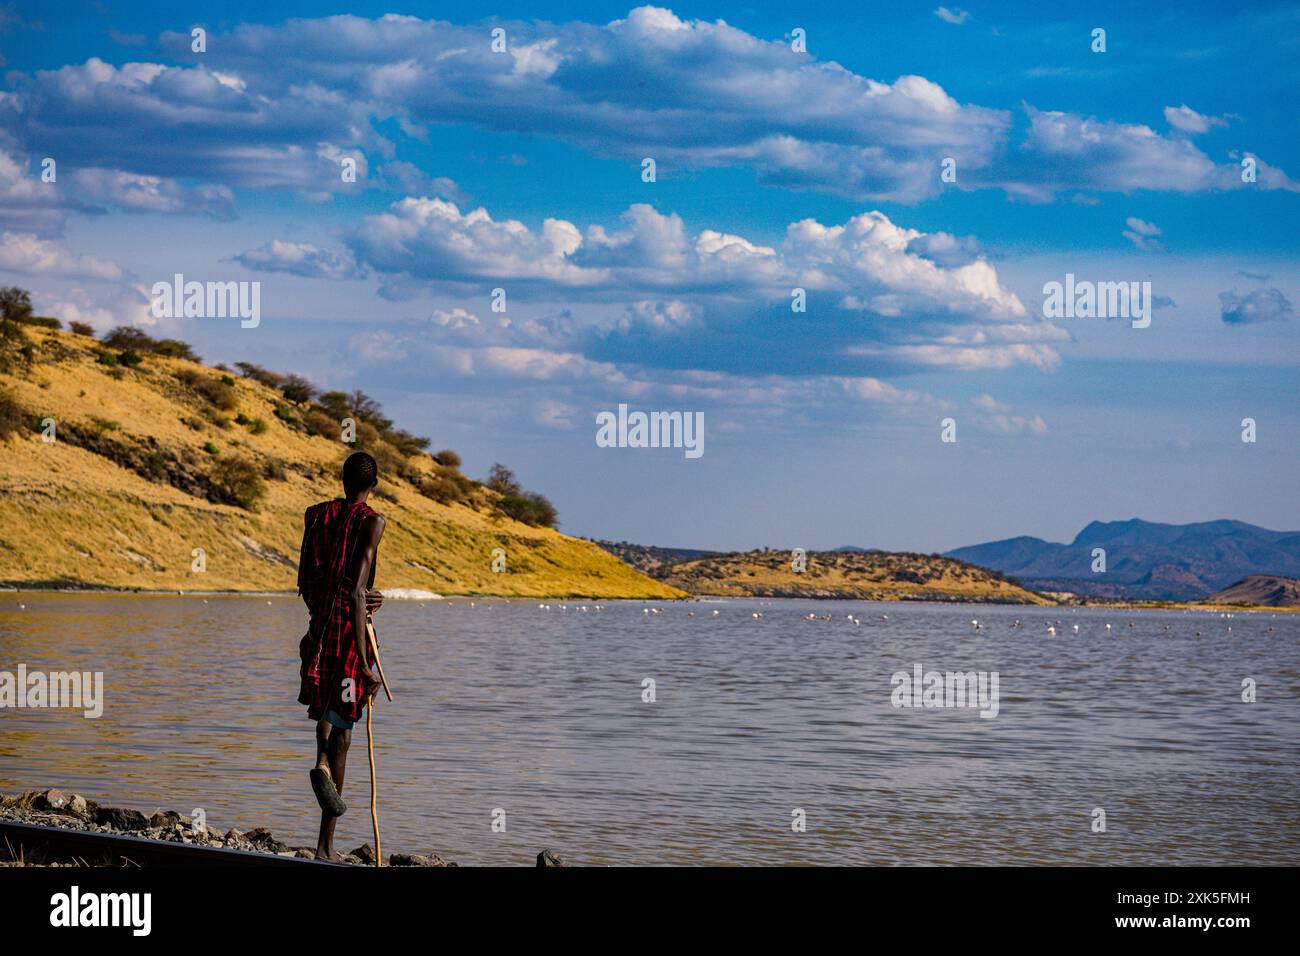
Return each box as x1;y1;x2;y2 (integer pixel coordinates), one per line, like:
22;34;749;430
315;725;351;861
314;717;333;773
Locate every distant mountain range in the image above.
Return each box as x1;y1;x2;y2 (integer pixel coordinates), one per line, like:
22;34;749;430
945;519;1300;600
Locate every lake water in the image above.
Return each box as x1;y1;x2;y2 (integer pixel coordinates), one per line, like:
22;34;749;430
1;593;1296;865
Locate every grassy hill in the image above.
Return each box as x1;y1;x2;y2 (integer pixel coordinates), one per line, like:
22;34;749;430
0;323;684;599
639;548;1051;604
1204;575;1300;608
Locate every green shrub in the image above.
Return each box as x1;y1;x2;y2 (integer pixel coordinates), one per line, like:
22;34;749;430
151;339;200;362
141;451;167;481
212;456;265;510
281;374;316;404
420;474;466;505
235;362;284;389
0;389;25;441
203;441;219;455
87;416;120;434
303;409;338;438
497;491;558;528
176;368;237;410
432;448;461;469
69;321;95;337
118;349;143;367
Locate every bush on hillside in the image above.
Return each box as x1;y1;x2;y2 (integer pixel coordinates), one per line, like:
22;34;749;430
281;374;316;404
212;456;264;510
497;491;558;528
0;389;26;441
176;368;237;411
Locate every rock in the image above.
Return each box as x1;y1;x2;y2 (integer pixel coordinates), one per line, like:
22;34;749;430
351;843;380;865
96;807;149;831
390;852;447;867
294;849;317;860
68;794;89;818
245;828;288;853
149;810;182;829
225;828;244;844
35;789;67;811
537;849;566;867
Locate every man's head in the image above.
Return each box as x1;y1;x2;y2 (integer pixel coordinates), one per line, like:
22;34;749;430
342;451;378;497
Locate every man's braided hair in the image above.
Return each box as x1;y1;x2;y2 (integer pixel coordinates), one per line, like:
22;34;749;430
342;451;378;496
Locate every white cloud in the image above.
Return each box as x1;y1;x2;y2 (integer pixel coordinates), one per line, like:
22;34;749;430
934;7;971;25
1219;287;1293;324
1122;216;1164;251
232;240;365;279
1011;107;1297;197
0;230;125;280
71;168;234;219
1163;104;1228;134
5;11;1292;204
0;146;69;236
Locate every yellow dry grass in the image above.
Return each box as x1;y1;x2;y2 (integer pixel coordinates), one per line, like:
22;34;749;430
0;327;684;599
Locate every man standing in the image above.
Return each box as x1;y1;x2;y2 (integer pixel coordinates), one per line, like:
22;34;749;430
297;451;387;861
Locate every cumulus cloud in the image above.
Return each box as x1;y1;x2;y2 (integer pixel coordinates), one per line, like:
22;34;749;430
0;146;72;236
1122;216;1163;251
231;240;365;280
71;168;235;219
2;57;375;197
970;393;1048;435
350;199;1029;328
1003;107;1297;199
1219;287;1293;324
1163;104;1228;134
0;230;126;280
934;7;971;25
2;9;1291;204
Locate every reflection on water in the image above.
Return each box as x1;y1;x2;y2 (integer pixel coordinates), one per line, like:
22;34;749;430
1;593;1297;865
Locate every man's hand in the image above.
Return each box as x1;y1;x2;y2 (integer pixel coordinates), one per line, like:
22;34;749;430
362;665;383;698
365;589;384;614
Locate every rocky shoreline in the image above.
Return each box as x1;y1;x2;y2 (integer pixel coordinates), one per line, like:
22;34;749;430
0;788;454;867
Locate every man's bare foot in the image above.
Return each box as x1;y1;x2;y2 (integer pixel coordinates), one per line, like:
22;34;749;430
314;847;341;862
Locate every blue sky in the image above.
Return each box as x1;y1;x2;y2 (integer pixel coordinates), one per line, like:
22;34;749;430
2;1;1297;551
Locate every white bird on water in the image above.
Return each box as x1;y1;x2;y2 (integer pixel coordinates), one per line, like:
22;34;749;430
752;612;763;619
1047;625;1057;636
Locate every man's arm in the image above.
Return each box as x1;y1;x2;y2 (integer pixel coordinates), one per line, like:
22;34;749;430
297;509;314;609
349;514;386;689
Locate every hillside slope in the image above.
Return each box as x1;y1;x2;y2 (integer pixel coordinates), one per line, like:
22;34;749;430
0;326;683;599
1205;575;1300;608
946;518;1300;600
652;549;1051;603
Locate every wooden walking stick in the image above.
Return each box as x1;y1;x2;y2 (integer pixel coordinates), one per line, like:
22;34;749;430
366;703;380;865
366;615;392;702
365;612;391;866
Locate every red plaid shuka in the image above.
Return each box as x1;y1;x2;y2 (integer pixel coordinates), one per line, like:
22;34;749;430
297;499;379;724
